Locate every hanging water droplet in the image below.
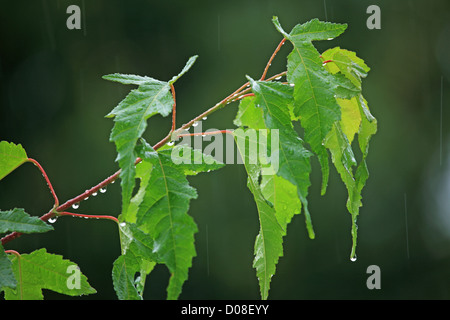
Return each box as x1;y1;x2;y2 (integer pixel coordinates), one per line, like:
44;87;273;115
207;169;211;172
119;222;126;227
92;192;98;197
72;202;80;210
275;76;282;80
289;83;295;87
168;141;175;146
100;187;107;193
201;134;206;138
202;116;208;120
48;217;57;224
350;256;357;262
192;121;199;127
327;37;334;40
111;179;116;184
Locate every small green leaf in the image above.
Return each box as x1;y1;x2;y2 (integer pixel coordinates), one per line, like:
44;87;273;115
169;55;198;84
2;248;96;300
0;141;28;181
0;208;53;234
112;253;142;300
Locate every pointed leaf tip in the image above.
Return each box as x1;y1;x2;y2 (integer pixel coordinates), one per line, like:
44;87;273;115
169;55;199;84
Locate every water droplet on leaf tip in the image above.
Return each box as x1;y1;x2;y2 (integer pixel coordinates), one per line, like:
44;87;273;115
72;203;80;209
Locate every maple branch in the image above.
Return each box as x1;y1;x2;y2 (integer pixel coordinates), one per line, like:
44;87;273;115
1;47;288;247
260;38;286;81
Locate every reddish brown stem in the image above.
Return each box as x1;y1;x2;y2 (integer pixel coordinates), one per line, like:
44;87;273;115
170;83;177;132
4;249;20;257
28;158;59;208
58;211;119;223
260;38;286;81
322;60;333;64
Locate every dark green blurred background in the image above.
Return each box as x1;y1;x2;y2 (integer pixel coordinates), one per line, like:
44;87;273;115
1;0;450;300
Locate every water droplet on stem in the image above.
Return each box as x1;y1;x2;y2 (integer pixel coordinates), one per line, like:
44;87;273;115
72;203;80;209
48;217;57;224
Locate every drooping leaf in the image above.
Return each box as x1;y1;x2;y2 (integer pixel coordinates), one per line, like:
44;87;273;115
104;56;198;215
115;140;224;300
272;17;360;195
2;248;96;300
234;129;284;300
0;141;28;181
246;77;314;238
0;244;16;290
320;46;376;259
0;208;53;235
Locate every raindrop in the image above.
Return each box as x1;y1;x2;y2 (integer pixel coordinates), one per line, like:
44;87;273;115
168;141;175;146
327;37;334;40
48;217;57;224
92;192;98;197
119;222;126;227
201;134;206;138
192;121;199;127
350;256;357;262
100;187;107;193
289;83;295;87
72;203;80;210
275;76;282;80
202;116;208;120
111;180;116;184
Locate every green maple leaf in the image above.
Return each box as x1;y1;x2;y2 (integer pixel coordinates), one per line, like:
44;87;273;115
272;17;360;195
113;140;223;300
1;249;96;300
104;56;198;215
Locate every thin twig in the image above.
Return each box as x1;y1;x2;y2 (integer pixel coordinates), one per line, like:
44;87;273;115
28;158;59;208
260;38;286;81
